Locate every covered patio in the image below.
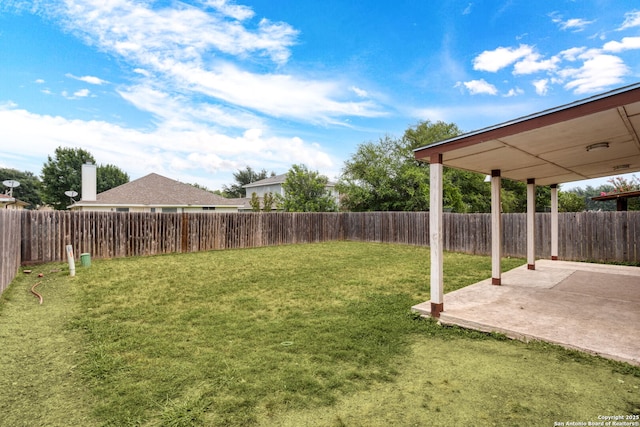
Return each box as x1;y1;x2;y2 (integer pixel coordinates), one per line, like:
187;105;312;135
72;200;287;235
412;260;640;365
411;83;640;364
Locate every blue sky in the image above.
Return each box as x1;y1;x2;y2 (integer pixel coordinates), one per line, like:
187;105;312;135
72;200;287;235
1;0;640;193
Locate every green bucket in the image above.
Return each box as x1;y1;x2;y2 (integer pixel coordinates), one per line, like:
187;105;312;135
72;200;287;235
80;253;91;267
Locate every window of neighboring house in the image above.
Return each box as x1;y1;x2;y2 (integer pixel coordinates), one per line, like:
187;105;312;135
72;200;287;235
202;207;216;211
150;208;156;213
116;207;129;212
162;207;178;213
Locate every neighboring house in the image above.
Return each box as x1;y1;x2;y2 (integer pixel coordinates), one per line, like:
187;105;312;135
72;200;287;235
243;174;288;199
0;193;28;210
69;165;246;212
242;174;339;209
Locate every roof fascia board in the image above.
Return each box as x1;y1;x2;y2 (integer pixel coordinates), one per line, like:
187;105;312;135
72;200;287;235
413;83;640;161
591;189;640;201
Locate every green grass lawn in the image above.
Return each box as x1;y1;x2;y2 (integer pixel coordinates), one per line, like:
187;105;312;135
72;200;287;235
1;241;638;426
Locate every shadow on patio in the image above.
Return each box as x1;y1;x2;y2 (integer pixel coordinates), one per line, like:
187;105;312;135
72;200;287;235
412;260;640;366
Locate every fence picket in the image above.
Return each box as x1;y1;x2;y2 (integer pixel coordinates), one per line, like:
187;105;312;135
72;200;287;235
2;210;639;295
10;210;640;264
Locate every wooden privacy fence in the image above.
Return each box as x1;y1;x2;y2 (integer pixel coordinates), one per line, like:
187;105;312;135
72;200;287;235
0;210;22;294
17;210;640;264
1;210;639;294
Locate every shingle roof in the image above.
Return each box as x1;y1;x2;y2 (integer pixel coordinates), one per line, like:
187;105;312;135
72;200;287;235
243;173;337;188
0;193;28;206
242;174;287;188
76;173;241;206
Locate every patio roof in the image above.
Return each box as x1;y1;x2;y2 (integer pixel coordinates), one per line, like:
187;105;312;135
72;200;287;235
414;82;640;186
415;83;640;320
591;188;640;201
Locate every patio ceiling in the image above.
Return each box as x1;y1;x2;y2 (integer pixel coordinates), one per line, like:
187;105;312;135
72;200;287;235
414;83;640;186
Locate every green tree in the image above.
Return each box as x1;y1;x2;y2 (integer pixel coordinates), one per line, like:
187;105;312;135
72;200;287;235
338;119;580;213
189;183;214;193
282;164;337;212
403;120;463;150
0;168;42;208
608;174;640;193
249;191;278;212
558;191;586;212
262;192;277;211
408;120;472;212
337;135;423;211
41;147;94;209
337;120;468;212
97;164;129;194
445;169;490;213
406;120;560;213
250;192;261;211
498;180;552;213
41;147;128;210
607;175;640;210
190;183;227;197
222;166;274;198
565;185;615;211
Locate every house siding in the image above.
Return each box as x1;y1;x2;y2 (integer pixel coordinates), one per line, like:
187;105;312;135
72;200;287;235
249;184;284;198
73;206;231;213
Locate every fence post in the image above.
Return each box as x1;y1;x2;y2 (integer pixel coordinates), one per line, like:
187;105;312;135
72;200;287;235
9;210;640;270
181;213;190;253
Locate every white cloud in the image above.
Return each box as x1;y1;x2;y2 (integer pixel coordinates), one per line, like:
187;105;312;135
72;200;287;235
350;86;368;98
410;107;450;123
61;89;91;99
458;79;498;95
0;104;335;189
166;62;385;123
503;87;524;97
473;45;534;72
117;84;265;130
549;13;594;32
51;0;298;65
562;54;629;94
533;79;549;96
618;11;640;31
73;88;90;97
201;0;255;21
35;79;45;84
133;68;150;77
561;18;595;32
66;73;108;85
559;47;587;61
470;12;638;98
513;53;560;75
35;0;381;125
603;37;640;53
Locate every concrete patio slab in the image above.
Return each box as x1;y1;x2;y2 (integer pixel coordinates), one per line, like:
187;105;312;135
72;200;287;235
412;260;640;366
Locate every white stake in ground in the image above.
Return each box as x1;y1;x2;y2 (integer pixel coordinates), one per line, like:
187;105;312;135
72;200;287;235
66;245;76;277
